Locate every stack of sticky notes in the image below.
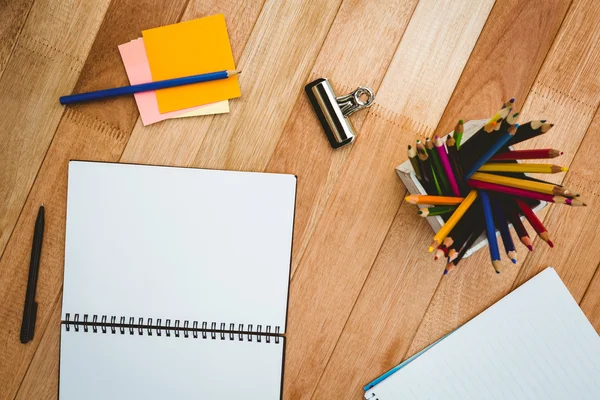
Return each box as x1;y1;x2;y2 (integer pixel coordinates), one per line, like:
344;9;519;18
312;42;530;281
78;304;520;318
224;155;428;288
118;14;241;125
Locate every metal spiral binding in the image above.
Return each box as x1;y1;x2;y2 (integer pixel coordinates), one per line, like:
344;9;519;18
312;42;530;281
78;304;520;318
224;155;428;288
63;313;281;343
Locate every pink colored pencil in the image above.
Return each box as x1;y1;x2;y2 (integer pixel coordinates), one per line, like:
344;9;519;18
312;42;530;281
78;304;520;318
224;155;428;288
434;136;461;197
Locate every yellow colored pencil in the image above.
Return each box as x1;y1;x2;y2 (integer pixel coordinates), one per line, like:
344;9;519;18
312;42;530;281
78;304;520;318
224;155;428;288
428;190;478;252
479;163;568;174
470;172;574;197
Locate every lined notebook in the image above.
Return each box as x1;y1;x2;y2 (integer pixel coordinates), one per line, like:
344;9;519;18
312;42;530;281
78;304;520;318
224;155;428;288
365;268;600;399
59;161;296;399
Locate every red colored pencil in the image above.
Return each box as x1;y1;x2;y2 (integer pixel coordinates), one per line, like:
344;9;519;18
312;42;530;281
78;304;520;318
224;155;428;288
515;198;553;247
467;179;586;206
490;148;563;160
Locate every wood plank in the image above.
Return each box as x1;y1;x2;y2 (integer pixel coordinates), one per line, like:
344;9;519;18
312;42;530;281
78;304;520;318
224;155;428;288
0;0;110;259
0;0;35;77
279;1;496;398
581;263;600;333
311;0;571;397
406;0;600;359
120;0;266;166
190;0;346;172
14;297;62;400
0;2;190;399
264;0;418;278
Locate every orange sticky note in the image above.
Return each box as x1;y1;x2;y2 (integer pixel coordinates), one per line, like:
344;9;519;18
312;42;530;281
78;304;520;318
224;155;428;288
142;14;241;113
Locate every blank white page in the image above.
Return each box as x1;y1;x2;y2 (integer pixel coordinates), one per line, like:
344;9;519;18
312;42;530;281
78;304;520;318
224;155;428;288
62;161;296;332
365;268;600;399
59;325;284;399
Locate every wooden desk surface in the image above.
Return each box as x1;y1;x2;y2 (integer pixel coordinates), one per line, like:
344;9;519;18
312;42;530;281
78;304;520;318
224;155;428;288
1;0;599;398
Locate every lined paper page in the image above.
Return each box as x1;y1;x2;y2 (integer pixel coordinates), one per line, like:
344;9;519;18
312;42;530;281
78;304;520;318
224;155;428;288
365;268;600;399
59;325;284;399
62;162;296;332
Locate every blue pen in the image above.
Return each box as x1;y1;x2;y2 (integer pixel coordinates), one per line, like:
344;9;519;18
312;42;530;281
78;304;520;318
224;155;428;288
59;70;240;105
464;124;519;180
479;191;504;274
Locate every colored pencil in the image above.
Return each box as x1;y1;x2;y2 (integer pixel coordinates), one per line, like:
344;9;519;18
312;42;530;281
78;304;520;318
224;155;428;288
467;179;586;206
60;70;240;105
445;224;486;274
479;191;504;274
478;163;568;174
506;120;553;146
429;190;478;252
491;196;517;264
408;145;422;180
445;134;467;195
434;136;461;196
470;172;576;197
490;148;563;160
416;141;437;194
497;112;519;132
505;202;533;251
418;206;456;217
484;101;514;132
487;172;577;196
454;119;464;150
440;202;483;260
464;124;518;180
426;138;451;195
434;237;453;261
405;195;465;206
515;198;553;247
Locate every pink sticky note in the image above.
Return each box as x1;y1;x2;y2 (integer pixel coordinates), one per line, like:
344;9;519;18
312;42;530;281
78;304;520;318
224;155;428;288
118;38;228;126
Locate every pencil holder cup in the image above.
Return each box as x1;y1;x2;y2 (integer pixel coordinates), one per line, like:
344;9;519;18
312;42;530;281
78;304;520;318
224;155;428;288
396;119;547;258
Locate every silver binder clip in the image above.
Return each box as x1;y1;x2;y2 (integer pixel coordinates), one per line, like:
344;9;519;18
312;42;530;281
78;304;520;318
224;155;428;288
305;78;374;149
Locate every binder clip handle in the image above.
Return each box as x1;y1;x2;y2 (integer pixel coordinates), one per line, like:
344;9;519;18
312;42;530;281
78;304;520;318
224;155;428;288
337;86;374;117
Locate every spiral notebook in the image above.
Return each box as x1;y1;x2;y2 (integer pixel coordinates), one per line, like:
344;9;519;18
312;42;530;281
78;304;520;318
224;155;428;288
59;161;297;400
365;268;600;399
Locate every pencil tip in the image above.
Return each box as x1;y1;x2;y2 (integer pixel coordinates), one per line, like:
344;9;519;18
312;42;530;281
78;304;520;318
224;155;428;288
548;240;554;248
443;269;448;275
428;246;434;253
459;119;464;124
41;203;44;207
527;245;533;252
561;167;568;172
511;259;517;264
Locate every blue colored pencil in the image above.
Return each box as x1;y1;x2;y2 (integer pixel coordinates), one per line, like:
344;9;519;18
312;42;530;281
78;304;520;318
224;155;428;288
479;191;504;274
464;124;518;180
59;70;240;105
490;196;517;264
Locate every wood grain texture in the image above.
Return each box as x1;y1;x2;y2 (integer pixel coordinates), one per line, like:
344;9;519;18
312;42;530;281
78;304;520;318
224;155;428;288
314;1;571;392
435;0;572;136
0;0;35;77
282;1;495;398
0;2;190;399
2;0;600;398
264;0;418;278
0;0;110;259
407;0;600;358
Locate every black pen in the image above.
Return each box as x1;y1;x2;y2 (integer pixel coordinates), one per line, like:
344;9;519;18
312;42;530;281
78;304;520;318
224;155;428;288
20;204;44;344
